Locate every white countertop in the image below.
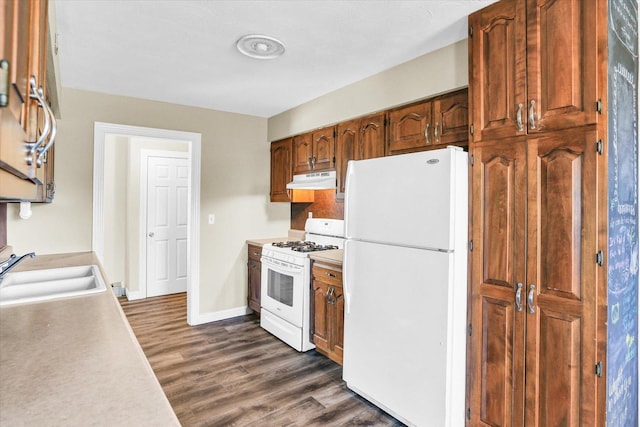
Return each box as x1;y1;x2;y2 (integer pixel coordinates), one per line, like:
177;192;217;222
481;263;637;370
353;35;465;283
0;252;179;426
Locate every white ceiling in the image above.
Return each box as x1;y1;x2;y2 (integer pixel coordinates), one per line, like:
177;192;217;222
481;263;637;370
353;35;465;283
54;0;496;118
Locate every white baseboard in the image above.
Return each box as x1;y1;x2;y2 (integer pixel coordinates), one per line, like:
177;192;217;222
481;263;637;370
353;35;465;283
193;305;253;325
125;290;144;301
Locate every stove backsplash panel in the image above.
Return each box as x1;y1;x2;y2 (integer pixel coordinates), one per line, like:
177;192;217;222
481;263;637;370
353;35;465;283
290;189;343;230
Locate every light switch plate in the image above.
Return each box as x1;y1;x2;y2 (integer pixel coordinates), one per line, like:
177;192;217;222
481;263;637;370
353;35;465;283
208;214;215;225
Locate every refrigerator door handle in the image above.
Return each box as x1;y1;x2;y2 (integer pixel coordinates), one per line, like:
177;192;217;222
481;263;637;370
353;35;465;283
343;162;354;239
343;240;351;314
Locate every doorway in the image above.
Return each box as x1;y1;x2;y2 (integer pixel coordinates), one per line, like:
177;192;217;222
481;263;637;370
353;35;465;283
92;122;202;326
142;151;189;297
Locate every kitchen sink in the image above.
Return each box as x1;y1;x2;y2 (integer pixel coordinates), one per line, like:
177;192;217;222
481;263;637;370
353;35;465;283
0;265;107;307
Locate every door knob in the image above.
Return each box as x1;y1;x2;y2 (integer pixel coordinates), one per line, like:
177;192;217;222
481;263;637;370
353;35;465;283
148;232;155;237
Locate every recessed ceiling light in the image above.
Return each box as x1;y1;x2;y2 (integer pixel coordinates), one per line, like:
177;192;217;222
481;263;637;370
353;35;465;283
236;34;286;60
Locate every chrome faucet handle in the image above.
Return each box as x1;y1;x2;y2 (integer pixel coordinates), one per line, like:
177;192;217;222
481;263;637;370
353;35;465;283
0;252;36;282
0;254;17;270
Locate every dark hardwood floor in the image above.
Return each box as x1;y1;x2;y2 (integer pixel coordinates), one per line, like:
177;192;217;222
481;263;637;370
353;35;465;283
119;293;405;427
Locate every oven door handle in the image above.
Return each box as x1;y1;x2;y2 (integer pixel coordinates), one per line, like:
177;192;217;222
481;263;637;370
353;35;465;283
261;257;303;275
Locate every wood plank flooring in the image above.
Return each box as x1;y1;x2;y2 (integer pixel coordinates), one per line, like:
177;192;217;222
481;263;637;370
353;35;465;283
119;293;405;427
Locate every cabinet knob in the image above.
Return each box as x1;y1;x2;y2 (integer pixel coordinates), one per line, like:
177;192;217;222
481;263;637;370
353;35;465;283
515;282;523;312
0;60;8;108
148;232;155;237
326;272;337;278
527;284;536;314
529;99;536;130
326;287;335;304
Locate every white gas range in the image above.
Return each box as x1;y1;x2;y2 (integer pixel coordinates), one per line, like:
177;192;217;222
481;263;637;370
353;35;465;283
260;218;345;352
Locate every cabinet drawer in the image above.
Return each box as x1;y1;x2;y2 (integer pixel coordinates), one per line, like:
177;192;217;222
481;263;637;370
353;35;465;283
248;244;262;262
312;264;342;287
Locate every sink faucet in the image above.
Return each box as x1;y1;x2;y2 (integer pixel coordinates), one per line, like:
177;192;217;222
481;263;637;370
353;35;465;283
0;252;36;283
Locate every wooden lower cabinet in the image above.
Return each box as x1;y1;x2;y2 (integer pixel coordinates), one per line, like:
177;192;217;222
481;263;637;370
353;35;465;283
247;244;262;314
468;128;599;426
311;262;344;365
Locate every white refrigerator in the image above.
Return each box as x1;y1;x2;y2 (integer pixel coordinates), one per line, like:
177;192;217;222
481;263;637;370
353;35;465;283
342;146;468;427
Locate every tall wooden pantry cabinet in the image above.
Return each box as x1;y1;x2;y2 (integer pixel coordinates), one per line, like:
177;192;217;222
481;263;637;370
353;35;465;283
466;0;638;426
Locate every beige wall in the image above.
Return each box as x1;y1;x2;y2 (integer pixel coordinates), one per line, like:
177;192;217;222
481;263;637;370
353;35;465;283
268;40;469;140
6;39;468;317
6;88;290;315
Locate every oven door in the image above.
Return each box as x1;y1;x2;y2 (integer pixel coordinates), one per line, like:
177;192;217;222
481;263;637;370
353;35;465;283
260;257;305;327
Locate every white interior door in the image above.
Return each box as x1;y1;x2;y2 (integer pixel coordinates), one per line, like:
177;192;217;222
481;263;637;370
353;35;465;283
146;156;189;297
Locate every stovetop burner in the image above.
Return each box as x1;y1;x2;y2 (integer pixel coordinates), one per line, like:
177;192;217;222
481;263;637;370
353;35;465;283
272;241;338;253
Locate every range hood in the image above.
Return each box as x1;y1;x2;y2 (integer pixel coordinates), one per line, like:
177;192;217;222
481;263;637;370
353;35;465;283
286;170;336;190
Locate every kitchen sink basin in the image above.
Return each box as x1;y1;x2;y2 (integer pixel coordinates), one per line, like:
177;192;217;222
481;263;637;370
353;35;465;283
0;265;107;307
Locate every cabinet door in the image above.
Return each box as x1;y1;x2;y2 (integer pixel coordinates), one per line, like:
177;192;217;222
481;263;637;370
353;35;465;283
311;125;335;171
336;120;358;200
313;280;331;354
469;0;527;143
247;258;261;314
247;244;262;314
388;101;432;155
270;138;292;202
432;89;469;146
524;130;598;426
0;0;39;180
357;112;385;160
526;0;598;133
331;284;344;363
469;139;527;427
292;132;313;174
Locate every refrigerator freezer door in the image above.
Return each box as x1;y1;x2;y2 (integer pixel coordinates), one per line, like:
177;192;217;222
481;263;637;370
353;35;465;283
342;239;466;427
344;147;467;251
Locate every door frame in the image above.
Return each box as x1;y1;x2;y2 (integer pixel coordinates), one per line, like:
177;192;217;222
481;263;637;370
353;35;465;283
93;122;201;326
139;149;190;299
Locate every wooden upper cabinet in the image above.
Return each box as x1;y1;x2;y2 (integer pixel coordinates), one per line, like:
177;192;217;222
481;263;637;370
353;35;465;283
388;100;433;155
1;0;54;202
292;126;336;174
270;138;292;202
432;89;469;146
358;112;385;159
389;90;469;154
1;0;44;181
336;120;358;200
469;0;527;143
336;113;385;200
311;125;336;172
526;0;598;133
469;0;599;143
292;132;313;174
